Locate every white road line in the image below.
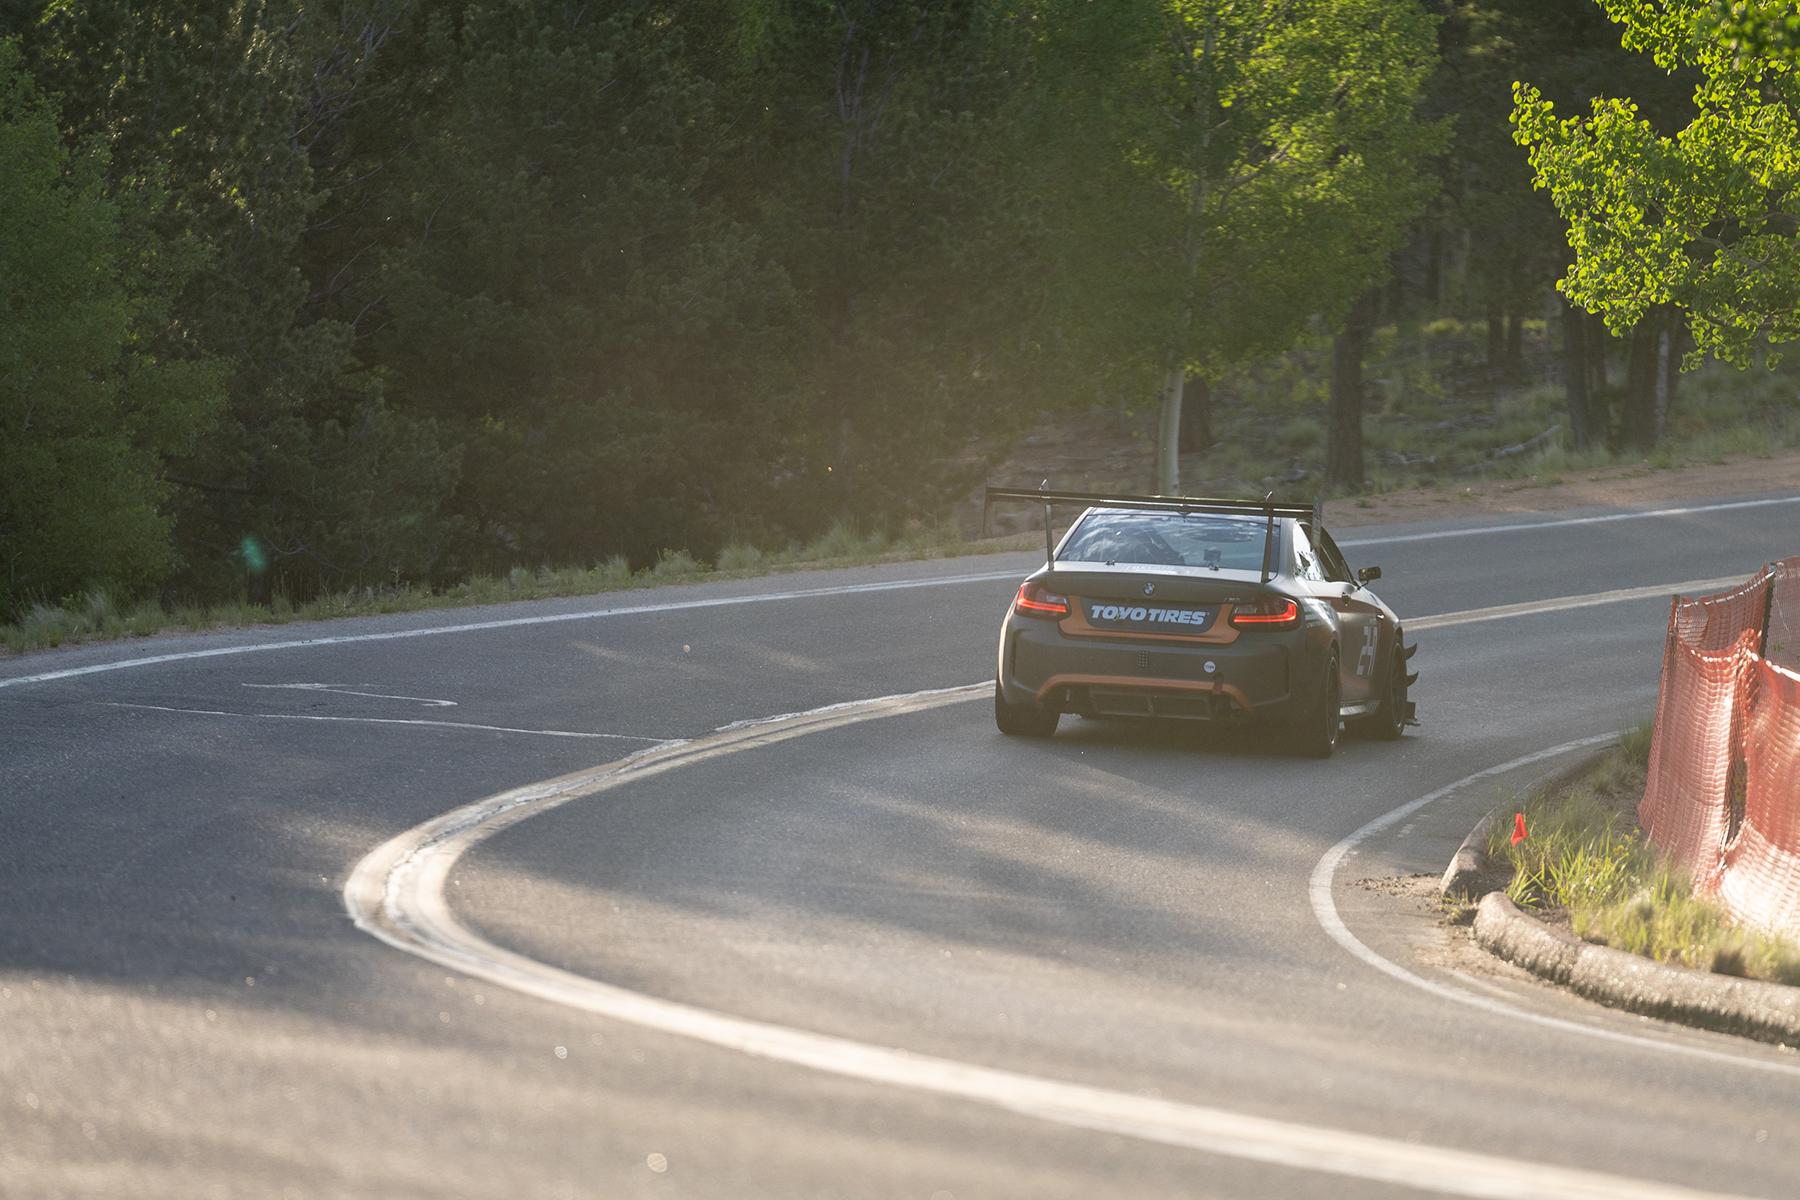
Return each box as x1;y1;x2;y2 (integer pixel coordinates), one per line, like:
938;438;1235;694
6;491;1794;695
0;569;1026;691
242;682;458;707
345;688;1750;1200
1338;494;1800;548
75;576;1746;747
1409;576;1745;631
105;702;672;743
1308;737;1800;1078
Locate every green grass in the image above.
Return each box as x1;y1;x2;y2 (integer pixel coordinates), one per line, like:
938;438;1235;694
9;592;169;648
1485;722;1800;986
648;548;706;581
714;542;765;572
1;519;1035;656
1277;415;1325;453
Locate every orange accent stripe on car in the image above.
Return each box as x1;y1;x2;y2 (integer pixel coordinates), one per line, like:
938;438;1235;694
1034;673;1251;712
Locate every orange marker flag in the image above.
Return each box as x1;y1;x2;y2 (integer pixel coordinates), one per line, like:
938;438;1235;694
1511;811;1528;846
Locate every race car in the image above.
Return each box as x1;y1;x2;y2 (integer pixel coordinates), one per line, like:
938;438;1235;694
986;487;1417;757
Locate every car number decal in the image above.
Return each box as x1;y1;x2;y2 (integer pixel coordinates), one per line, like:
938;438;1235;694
1356;622;1378;677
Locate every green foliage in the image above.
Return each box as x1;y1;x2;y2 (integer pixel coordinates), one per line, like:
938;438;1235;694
16;2;460;601
5;592;168;650
1278;417;1325;453
794;520;882;561
1011;0;1446;493
1030;0;1445;388
1487;722;1800;986
0;40;222;615
720;0;1052;524
1500;793;1644;911
1514;0;1800;367
1702;1;1800;65
16;0;1772;619
1431;1;1689;319
649;549;705;581
714;543;766;573
1577;865;1800;985
363;2;800;573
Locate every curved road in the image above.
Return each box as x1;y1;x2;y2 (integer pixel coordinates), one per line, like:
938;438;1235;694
5;493;1800;1199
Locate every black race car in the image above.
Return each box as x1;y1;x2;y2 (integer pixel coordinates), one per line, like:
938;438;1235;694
987;488;1416;757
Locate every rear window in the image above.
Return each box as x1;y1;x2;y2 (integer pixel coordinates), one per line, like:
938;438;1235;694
1058;509;1268;571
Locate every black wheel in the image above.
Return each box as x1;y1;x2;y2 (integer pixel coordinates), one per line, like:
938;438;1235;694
1361;636;1409;741
1292;651;1341;759
994;680;1059;738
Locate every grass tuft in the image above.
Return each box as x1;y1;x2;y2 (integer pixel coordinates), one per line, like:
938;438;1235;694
715;542;764;572
800;520;889;561
649;549;705;580
1486;722;1800;986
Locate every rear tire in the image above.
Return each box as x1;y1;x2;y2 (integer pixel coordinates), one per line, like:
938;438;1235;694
1292;651;1341;759
994;680;1059;738
1360;636;1409;741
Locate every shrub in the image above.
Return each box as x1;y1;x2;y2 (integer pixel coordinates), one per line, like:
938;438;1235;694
715;542;765;572
649;549;704;580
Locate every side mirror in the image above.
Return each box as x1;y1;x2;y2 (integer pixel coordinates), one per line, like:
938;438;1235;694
1356;565;1382;585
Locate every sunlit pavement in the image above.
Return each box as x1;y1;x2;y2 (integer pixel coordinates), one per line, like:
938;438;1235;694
4;495;1799;1199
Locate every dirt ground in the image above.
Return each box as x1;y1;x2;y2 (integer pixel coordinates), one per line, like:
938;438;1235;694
1323;449;1800;529
973;446;1800;543
978;396;1800;537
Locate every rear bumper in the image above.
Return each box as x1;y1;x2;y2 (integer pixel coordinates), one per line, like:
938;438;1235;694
998;615;1307;721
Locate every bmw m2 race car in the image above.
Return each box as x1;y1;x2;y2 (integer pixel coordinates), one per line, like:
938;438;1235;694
986;488;1417;757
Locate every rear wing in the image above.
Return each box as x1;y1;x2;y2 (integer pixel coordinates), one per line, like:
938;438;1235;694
983;486;1312;584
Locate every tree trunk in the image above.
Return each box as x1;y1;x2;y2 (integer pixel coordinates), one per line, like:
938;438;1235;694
1503;307;1524;382
1424;226;1443;309
1656;308;1682;431
1154;19;1215;496
1328;292;1374;490
1485;299;1504;381
1586;310;1609;397
1178;373;1212;454
1155;357;1184;494
1622;310;1663;452
1560;299;1593;450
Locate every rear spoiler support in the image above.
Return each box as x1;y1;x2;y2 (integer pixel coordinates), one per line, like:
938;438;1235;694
1260;492;1276;585
983;486;1313;573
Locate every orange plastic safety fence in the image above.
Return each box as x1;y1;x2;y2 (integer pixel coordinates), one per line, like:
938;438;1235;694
1639;629;1753;895
1717;659;1800;930
1640;563;1800;931
1671;570;1769;652
1765;557;1800;673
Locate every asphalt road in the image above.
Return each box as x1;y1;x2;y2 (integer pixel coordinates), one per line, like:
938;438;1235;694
5;492;1800;1199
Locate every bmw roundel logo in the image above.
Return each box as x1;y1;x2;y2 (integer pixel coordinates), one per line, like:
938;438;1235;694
1143;583;1156;597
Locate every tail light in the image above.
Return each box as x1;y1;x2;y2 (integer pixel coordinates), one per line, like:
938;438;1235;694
1014;580;1070;619
1230;595;1299;630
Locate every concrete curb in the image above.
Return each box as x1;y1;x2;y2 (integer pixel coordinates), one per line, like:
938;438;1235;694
1439;809;1500;900
1473;893;1800;1046
1439;752;1608;901
1441;749;1800;1047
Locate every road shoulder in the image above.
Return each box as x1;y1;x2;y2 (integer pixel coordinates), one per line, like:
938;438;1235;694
1442;805;1800;1048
